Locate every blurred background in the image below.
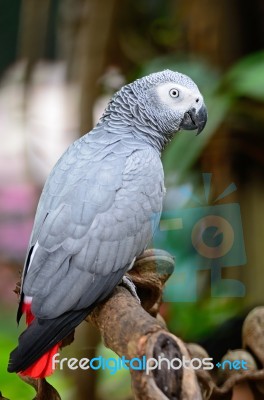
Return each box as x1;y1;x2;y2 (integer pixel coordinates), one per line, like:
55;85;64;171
0;0;264;399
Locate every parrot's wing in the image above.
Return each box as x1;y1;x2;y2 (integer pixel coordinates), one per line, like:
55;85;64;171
21;133;164;320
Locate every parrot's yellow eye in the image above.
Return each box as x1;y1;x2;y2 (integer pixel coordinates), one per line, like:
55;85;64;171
169;88;179;98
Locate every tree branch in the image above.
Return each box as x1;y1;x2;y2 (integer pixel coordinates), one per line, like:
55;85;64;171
87;249;202;400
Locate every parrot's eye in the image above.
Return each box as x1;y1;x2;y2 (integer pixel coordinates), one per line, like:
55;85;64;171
169;88;179;98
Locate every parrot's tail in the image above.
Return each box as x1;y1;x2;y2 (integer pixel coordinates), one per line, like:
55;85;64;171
17;302;60;378
8;302;91;378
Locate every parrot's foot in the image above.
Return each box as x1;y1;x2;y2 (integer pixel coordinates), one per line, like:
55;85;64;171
120;275;141;304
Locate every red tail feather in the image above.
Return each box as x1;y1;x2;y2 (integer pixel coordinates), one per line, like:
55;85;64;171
19;302;60;378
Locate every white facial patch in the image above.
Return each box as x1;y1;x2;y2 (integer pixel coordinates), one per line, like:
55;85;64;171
156;82;202;113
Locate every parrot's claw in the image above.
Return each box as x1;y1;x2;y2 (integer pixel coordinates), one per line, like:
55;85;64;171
120;275;141;304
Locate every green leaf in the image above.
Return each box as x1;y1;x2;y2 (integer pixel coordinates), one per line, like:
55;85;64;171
224;51;264;101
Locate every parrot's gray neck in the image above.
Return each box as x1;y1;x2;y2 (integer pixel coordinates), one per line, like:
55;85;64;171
99;88;173;153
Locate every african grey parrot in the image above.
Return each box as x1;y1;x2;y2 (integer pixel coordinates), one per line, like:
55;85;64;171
8;69;207;378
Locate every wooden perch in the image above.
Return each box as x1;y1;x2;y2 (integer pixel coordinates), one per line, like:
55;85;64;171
87;249;202;400
188;307;264;400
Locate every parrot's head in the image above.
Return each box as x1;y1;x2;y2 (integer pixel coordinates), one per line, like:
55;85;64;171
101;69;207;150
131;69;207;138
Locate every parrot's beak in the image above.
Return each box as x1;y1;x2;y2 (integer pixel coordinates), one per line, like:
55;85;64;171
180;104;207;135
